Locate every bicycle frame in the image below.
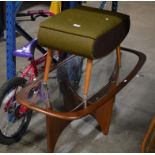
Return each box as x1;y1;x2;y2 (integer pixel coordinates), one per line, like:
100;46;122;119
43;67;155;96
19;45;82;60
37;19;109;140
20;53;47;81
3;52;47;116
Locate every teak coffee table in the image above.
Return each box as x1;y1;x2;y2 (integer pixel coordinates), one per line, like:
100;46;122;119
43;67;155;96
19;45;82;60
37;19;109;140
16;6;146;152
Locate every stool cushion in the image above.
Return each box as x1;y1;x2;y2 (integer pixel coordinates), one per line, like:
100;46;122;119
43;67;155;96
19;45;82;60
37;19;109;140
38;6;130;59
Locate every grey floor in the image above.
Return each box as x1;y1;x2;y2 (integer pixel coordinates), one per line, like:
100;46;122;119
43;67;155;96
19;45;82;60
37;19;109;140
0;1;155;153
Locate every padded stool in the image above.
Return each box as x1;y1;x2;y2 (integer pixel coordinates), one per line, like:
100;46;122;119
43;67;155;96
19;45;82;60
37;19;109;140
38;6;130;107
38;6;130;59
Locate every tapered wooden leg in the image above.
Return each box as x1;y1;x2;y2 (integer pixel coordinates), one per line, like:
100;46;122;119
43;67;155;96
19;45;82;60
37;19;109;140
116;45;121;67
43;49;52;83
42;49;53;107
46;114;70;152
92;97;115;135
83;59;93;108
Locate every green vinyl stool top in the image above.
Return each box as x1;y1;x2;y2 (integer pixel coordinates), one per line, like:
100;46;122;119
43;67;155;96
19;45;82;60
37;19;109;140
38;6;130;59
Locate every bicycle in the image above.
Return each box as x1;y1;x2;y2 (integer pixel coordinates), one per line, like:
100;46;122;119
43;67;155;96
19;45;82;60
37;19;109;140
0;36;83;144
0;1;117;144
0;8;83;144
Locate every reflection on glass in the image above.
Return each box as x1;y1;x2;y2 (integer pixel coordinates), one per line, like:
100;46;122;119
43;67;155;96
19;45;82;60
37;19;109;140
23;49;139;113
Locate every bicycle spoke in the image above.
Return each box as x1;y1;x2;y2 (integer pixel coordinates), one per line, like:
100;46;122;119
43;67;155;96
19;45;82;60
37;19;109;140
2;89;16;105
0;85;28;137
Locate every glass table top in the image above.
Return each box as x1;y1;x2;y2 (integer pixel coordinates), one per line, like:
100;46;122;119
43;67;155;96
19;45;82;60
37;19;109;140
16;47;146;118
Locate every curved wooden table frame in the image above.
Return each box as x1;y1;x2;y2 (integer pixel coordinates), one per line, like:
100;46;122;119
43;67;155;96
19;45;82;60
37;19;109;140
16;47;146;152
141;116;155;152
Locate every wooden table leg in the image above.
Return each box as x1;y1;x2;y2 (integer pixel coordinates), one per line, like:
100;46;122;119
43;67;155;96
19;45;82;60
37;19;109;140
46;114;71;152
92;96;115;135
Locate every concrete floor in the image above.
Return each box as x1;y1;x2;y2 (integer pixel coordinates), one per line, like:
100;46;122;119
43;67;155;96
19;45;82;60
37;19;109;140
0;1;155;153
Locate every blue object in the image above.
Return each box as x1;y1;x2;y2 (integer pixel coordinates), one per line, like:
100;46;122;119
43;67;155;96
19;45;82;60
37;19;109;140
99;1;107;9
13;39;38;58
99;1;118;11
112;1;118;12
8;112;16;123
69;2;79;8
6;2;16;80
62;1;80;10
15;1;23;15
6;1;23;80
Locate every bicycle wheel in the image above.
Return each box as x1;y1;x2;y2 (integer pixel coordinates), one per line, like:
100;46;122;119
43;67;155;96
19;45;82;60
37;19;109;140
0;77;32;144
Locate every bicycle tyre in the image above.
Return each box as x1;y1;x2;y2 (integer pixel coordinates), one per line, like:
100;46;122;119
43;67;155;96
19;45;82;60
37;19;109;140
0;77;32;145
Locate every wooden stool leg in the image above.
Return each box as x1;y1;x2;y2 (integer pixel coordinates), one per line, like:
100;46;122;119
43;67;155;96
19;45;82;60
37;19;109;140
116;45;121;67
43;49;52;83
42;49;53;107
83;58;93;108
46;114;71;152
